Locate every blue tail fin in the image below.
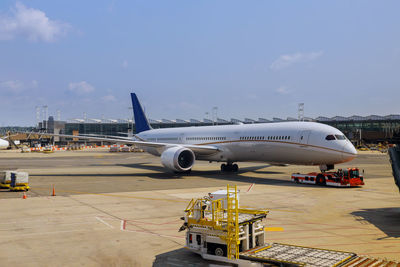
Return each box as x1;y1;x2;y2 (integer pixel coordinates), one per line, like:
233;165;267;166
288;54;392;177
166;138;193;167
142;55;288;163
131;93;152;133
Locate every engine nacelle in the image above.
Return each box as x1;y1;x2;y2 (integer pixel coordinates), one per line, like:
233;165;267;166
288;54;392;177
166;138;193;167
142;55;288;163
161;146;195;172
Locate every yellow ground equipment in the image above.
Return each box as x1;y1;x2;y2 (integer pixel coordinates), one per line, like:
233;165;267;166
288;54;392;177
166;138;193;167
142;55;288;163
180;185;268;260
0;171;29;191
180;185;399;266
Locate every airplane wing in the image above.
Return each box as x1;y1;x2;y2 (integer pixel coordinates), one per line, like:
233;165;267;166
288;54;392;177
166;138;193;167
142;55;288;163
28;132;220;155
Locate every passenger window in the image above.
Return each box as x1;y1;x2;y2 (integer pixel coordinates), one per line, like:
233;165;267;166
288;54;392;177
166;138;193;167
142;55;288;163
325;135;336;141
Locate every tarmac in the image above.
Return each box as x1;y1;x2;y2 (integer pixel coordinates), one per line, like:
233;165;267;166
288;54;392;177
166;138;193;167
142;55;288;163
0;148;399;266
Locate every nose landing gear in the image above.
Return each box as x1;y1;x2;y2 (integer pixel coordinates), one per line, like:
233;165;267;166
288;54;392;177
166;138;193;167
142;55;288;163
221;163;239;172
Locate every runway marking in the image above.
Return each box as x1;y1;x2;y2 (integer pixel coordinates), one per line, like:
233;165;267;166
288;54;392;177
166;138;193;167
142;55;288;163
265;227;284;232
247;183;255;192
95;216;114;229
94;216;184;239
120;220;126;230
124;219;180;226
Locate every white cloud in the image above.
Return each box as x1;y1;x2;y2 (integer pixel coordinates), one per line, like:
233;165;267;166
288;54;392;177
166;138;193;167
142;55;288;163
0;80;24;92
0;2;70;42
0;79;39;93
276;86;289;95
68;81;95;94
101;94;116;102
270;51;323;70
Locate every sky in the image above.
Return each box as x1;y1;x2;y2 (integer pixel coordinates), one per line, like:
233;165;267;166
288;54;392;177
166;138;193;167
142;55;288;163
0;1;399;126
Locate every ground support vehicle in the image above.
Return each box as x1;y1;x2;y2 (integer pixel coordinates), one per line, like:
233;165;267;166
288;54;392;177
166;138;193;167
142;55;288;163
180;185;399;266
291;168;364;187
0;171;29;191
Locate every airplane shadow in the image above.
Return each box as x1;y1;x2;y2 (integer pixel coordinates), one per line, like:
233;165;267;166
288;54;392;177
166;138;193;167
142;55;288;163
351;207;400;239
115;162;321;187
117;162;281;175
31;162;321;188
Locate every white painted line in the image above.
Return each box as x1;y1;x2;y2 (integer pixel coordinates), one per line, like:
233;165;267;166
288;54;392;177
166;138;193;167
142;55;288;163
95;216;114;229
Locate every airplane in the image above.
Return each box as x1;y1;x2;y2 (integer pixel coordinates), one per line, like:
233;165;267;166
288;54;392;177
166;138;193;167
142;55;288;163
0;138;9;150
39;93;357;173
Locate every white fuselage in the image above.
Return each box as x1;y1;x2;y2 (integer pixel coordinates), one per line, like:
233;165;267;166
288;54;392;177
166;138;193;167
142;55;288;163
0;138;9;150
137;122;357;166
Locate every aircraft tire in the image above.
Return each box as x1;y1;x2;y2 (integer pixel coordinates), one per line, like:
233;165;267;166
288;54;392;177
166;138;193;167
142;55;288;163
232;164;239;172
221;164;227;172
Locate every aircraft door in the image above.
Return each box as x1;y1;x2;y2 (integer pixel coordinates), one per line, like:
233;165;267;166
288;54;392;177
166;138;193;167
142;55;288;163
299;130;311;145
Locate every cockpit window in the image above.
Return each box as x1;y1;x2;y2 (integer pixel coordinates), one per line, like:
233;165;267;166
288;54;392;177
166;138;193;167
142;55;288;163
335;134;346;140
325;135;336;140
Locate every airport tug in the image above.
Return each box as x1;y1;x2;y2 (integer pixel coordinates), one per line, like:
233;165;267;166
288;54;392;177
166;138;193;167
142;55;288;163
291;168;364;187
179;185;364;267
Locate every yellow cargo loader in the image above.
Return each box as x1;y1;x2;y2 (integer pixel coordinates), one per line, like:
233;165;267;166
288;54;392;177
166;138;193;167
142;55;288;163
180;185;400;266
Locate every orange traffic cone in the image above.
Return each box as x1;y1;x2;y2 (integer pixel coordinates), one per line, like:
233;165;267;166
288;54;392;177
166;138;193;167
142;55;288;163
22;192;27;199
52;185;56;196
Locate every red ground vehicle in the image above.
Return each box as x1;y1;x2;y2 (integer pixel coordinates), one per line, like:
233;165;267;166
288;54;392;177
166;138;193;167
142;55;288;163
291;168;364;187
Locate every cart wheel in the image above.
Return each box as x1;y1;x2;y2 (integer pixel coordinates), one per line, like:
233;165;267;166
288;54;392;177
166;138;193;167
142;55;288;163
316;174;326;185
215;247;224;256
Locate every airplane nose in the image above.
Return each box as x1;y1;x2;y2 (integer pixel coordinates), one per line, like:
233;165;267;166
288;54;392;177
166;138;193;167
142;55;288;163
342;142;357;162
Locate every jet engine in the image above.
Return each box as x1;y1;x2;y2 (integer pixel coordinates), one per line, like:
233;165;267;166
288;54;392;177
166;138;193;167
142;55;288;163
161;146;195;172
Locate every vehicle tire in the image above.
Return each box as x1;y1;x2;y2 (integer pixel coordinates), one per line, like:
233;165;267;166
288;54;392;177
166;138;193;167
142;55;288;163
316;174;326;186
232;164;239;172
221;164;226;172
215;247;224;256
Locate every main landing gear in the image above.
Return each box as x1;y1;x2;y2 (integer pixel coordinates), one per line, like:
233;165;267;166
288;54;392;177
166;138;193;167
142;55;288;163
221;163;239;172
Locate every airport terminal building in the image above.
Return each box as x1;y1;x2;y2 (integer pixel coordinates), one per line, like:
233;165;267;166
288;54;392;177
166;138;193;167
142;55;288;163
35;114;400;145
